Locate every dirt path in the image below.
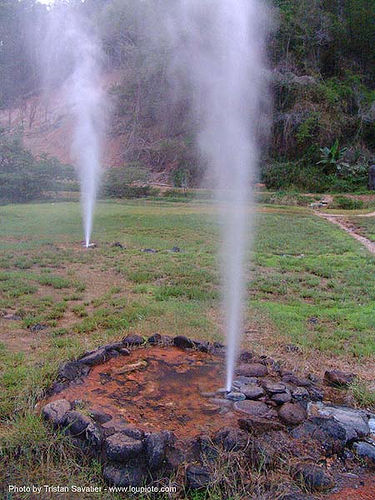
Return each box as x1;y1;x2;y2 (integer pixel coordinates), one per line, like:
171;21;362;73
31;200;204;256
316;211;375;255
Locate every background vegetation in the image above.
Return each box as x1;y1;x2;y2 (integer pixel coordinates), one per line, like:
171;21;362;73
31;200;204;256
1;0;375;194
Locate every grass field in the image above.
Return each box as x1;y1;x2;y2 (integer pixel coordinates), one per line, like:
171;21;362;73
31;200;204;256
1;199;375;498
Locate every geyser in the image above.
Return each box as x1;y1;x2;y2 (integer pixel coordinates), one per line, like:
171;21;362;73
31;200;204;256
43;5;105;248
168;1;271;390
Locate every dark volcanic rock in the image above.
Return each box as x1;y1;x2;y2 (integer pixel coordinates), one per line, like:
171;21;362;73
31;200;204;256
291;417;347;456
173;335;194;349
186;465;212;489
236;363;268;377
29;323;48;332
239;416;286;433
234;400;277;419
308;386;324;401
192;339;211;353
89;409;112;424
79;348;107;366
281;493;315;500
63;411;94;436
226;391;246;401
142;248;158;253
353;441;375;463
111;242;124;249
122;335;143;346
282;374;311;387
145;431;175;470
241;384;265;400
263;381;287;394
103;462;145;487
59;361;90;381
239;351;254;362
293;463;335;492
105;432;144;462
122;426;145;440
213;427;249;451
324;370;355;387
271;390;291;405
292;387;310;401
308;402;370;442
278;403;307;425
42;399;71;426
148;333;162;345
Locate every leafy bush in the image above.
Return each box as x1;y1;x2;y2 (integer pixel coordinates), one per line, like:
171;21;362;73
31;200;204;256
102;165;159;198
0;134;75;203
333;196;364;210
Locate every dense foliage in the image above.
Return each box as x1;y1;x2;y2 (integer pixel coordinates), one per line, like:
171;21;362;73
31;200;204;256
0;0;375;192
0;133;75;203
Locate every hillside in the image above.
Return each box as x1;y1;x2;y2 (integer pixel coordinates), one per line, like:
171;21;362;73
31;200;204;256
1;0;375;191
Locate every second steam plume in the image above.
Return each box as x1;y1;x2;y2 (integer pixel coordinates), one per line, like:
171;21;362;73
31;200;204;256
43;5;105;248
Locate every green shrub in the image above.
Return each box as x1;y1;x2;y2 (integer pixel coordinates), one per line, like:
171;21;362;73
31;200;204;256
333;196;364;210
102;165;159;199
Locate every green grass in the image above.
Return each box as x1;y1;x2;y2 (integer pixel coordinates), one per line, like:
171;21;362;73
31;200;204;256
0;199;375;497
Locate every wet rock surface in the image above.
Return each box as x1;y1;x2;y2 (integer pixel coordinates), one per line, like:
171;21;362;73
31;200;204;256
40;336;375;492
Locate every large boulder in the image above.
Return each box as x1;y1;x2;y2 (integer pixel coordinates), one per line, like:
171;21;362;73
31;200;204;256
291;417;347;456
308;402;370;442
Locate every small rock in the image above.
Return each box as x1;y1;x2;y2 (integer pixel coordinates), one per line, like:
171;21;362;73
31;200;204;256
239;351;254;362
89;409;112;424
278;403;307;425
103;462;145;487
234;400;277;419
233;376;258;386
353;441;375;464
59;361;90;381
105;433;144;462
241;384;265;400
271;390;291;405
308;386;324;401
148;333;162;344
293;463;335;492
210;398;233;407
170;246;181;252
173;335;194;349
292;387;309;400
118;348;131;356
284;344;301;353
42;399;71;426
186;465;212;489
122;335;143;346
145;431;175;470
213;427;249;451
111;242;124;249
239;416;286;433
3;313;21;321
263;381;287;394
192;339;210;352
226;391;246;401
141;248;158;253
79;348;107;366
63;411;94;436
102;342;124;352
29;323;48;332
324;370;355;387
282;374;311;387
236;363;268;377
